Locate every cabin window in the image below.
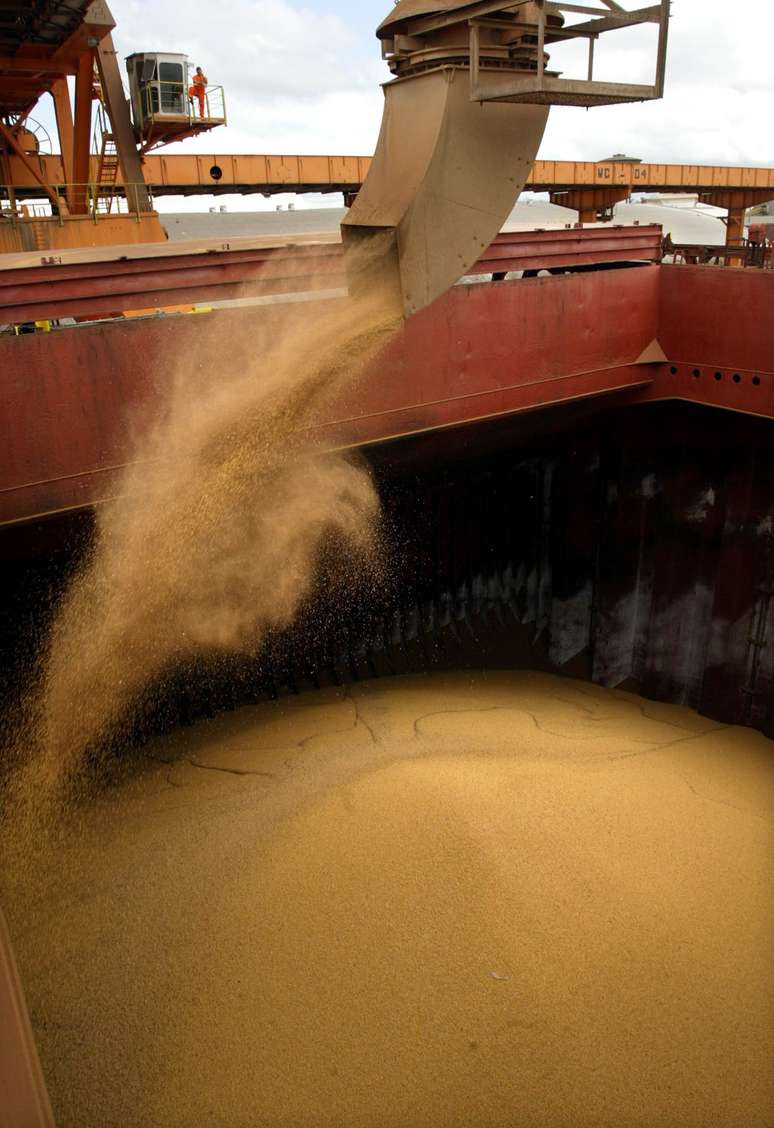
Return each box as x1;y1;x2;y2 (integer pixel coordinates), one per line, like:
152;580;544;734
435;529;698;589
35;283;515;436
157;62;185;114
158;62;183;83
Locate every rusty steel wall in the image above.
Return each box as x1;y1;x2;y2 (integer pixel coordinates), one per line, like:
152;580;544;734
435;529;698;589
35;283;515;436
657;264;774;374
204;396;771;739
440;401;771;735
3;262;772;528
0;401;771;737
0;227;663;324
1;264;773;528
337;400;774;736
0;266;663;525
0;264;772;735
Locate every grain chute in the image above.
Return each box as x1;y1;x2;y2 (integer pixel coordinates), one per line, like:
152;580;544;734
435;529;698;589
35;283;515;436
342;0;670;317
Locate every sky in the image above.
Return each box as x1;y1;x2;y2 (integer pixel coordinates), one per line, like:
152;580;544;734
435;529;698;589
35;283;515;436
33;0;774;211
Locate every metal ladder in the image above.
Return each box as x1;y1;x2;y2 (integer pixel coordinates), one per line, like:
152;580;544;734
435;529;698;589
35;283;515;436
92;101;120;214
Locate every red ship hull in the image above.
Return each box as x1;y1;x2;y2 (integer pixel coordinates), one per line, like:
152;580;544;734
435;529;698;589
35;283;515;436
0;237;772;734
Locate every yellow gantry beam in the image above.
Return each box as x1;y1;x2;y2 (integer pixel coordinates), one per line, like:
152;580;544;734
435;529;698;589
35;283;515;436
4;153;774;198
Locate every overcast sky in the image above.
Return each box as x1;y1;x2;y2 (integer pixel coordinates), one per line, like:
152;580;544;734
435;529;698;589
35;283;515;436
43;1;774;210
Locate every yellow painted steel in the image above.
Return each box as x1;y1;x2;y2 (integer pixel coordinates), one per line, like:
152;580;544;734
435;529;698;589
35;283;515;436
0;212;166;254
5;155;774;197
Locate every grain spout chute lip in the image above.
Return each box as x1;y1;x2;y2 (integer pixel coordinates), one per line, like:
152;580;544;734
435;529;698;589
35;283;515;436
342;66;549;317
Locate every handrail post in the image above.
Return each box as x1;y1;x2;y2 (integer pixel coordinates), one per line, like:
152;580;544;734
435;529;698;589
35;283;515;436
469;22;480;99
537;0;545;81
654;0;670;97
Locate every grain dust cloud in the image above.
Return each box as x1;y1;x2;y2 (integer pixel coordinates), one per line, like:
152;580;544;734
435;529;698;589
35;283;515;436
7;284;399;817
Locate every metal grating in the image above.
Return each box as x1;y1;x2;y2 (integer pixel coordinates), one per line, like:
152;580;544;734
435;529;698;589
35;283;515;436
0;0;91;55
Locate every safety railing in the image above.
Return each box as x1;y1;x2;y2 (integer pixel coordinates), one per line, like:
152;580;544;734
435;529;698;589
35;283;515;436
663;234;774;270
137;80;226;127
468;1;670;107
0;183;155;223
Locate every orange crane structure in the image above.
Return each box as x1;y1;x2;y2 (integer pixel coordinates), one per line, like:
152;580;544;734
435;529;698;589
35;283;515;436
0;0;226;253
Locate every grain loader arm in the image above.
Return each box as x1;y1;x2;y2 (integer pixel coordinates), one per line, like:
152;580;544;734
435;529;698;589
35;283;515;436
343;0;670;318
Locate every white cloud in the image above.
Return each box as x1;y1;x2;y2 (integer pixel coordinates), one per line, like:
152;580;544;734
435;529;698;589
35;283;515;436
115;0;357;94
539;0;774;165
110;0;386;207
187;86;385;156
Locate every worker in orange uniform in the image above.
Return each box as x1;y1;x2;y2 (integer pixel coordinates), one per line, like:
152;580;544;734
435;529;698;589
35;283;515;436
188;66;208;117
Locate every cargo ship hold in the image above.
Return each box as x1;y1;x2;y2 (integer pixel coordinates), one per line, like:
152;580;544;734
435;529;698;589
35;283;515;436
0;1;772;1125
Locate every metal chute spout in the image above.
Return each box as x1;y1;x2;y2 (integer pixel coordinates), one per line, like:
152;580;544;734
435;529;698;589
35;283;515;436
343;0;669;319
342;66;548;318
342;0;550;318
